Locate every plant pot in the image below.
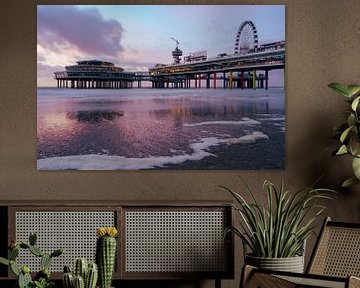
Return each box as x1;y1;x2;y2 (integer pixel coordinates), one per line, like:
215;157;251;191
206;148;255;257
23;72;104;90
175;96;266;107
245;254;304;273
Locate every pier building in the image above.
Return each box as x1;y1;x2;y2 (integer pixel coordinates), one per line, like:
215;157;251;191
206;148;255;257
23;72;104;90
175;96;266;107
54;60;135;89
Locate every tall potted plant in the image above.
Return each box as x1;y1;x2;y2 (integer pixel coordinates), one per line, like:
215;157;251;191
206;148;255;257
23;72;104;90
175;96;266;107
328;83;360;187
221;179;334;273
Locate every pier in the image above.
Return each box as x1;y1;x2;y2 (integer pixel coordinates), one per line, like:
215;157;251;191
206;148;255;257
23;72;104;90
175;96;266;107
54;45;284;90
54;21;285;90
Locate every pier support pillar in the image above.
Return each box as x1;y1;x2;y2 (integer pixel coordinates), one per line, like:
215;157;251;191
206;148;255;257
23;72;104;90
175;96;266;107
241;71;244;89
206;73;210;89
265;70;269;90
252;69;256;90
229;71;233;89
223;72;226;89
213;73;216;89
195;75;198;89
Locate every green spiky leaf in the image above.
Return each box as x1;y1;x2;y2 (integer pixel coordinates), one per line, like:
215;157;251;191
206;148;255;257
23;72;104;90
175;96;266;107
220;178;335;258
328;83;351;98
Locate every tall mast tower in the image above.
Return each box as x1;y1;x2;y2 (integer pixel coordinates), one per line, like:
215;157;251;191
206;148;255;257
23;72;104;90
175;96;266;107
171;37;182;64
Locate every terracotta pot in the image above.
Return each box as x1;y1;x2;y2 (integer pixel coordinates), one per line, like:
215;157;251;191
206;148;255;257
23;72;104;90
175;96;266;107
245;254;305;273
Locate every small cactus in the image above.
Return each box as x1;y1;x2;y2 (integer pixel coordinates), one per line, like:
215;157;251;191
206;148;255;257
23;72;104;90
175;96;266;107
63;272;74;288
41;253;52;270
29;232;37;246
10;260;20;276
73;275;85;288
63;259;98;288
96;227;118;288
18;268;32;288
85;263;98;288
29;245;44;257
9;246;19;260
62;265;74;288
74;258;88;279
0;232;63;288
64;265;72;273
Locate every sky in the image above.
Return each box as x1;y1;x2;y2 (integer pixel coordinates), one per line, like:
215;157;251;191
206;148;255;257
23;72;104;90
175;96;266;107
37;5;285;87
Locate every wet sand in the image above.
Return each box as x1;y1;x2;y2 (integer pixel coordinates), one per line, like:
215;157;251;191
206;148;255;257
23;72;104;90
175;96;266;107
37;88;285;170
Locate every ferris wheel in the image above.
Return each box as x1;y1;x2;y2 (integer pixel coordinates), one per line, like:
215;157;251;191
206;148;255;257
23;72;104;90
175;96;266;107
234;20;258;54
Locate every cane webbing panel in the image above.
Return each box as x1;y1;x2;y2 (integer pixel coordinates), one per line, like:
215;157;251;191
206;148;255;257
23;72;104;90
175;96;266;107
125;210;227;273
276;275;345;288
309;226;360;277
15;211;115;272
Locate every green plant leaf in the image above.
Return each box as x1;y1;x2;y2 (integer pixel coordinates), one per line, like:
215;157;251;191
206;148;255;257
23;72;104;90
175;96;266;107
352;157;360;179
351;96;360;111
222;179;335;258
342;177;360;188
347;85;360;97
336;145;348;155
347;114;357;130
328;83;351;97
340;126;353;143
349;135;360;157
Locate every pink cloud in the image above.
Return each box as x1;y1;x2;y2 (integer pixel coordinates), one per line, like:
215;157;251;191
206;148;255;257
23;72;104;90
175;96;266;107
37;5;124;58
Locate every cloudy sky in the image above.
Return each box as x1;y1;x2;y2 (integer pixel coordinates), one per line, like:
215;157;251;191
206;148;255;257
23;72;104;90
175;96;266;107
37;5;285;87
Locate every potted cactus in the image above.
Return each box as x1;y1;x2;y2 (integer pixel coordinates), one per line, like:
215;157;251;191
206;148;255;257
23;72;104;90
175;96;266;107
0;232;63;288
62;258;98;288
96;227;118;288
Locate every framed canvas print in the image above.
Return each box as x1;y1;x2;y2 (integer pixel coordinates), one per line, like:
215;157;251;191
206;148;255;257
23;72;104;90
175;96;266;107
37;5;285;170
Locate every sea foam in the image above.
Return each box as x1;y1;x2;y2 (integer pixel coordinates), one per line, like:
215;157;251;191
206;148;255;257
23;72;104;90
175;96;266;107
37;131;268;170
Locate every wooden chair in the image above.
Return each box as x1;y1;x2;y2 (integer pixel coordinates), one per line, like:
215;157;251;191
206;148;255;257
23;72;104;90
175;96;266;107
241;217;360;288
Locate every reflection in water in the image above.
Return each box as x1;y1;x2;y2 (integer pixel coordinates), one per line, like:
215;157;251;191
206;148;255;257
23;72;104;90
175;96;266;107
37;88;285;170
67;110;124;123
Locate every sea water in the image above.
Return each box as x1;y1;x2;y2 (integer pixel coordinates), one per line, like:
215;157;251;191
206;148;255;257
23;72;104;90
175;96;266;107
37;87;285;170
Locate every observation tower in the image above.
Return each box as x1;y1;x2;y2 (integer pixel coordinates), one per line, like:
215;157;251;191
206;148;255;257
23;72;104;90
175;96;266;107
171;37;183;64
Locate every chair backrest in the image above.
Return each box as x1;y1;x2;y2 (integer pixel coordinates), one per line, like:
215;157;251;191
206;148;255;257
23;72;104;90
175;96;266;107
307;217;360;277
